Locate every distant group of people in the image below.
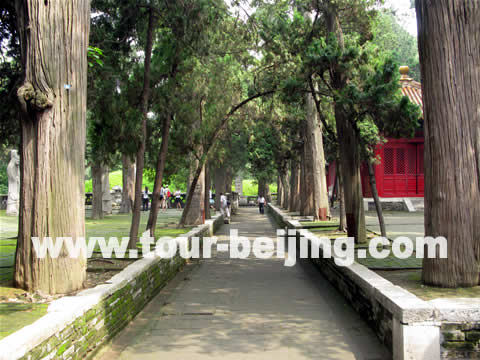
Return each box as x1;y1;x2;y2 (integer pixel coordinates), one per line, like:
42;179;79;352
141;186;267;216
142;185;183;211
219;192;266;219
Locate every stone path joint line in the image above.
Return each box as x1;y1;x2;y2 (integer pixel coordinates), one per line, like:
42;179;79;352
97;207;390;360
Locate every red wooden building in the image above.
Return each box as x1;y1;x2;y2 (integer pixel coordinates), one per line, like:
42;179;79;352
328;66;424;198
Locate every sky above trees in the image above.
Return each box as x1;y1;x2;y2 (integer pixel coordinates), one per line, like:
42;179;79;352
384;0;417;35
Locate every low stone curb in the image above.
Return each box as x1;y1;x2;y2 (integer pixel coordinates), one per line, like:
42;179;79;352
0;214;224;360
267;204;480;360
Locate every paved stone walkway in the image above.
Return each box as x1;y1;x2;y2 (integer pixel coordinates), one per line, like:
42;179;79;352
97;207;389;360
365;210;424;240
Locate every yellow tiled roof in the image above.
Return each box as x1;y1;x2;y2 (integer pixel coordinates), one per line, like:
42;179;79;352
399;66;423;117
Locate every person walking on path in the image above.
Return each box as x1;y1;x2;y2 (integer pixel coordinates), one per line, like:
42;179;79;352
159;185;166;211
142;186;150;211
165;186;171;208
258;194;266;214
220;192;230;219
174;190;182;210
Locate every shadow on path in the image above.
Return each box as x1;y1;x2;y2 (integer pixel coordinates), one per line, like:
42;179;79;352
96;207;390;360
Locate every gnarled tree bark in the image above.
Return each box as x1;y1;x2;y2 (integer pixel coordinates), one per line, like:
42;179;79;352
277;176;283;207
306;94;330;220
289;158;301;212
336;158;347;232
281;168;290;210
184;163;205;225
416;0;480;287
119;154;135;214
14;0;90;294
204;164;211;220
213;165;226;210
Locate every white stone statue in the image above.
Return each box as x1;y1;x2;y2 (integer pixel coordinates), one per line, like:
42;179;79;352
101;167;112;215
6;150;20;216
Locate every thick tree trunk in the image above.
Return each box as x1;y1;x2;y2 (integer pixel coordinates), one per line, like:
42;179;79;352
213;166;226;210
224;167;233;194
14;0;89;294
281;169;290;210
335;110;366;243
368;162;386;238
258;178;266;197
289;159;301;212
179;161;205;227
326;4;366;243
337;159;347;232
277;176;283;207
146;113;172;236
129;10;156;249
184;163;205;225
416;0;480;287
265;184;271;203
289;162;295;211
300;119;315;217
204;164;211;220
258;178;270;202
306;94;329;220
184;97;205;226
186;155;194;196
119;155;135;214
91;163;104;220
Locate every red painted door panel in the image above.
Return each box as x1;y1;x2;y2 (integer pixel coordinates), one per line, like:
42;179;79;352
417;144;424;195
382;143;424;197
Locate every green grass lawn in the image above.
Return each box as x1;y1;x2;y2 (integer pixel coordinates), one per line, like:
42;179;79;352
84;170;277;197
0;303;48;340
236;179;277;196
376;269;480;300
300;220;338;226
299;222;478;299
85;211;184;239
1;210;188;284
307;227;423;270
0;209;192;339
85;170;155;193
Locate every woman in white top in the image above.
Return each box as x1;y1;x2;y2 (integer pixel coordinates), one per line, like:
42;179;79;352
159;186;166;210
142;187;150;211
258;195;266;214
220;192;230;218
174;190;182;209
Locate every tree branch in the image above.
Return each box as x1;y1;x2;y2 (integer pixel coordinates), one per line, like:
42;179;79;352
307;76;335;139
178;89;276;227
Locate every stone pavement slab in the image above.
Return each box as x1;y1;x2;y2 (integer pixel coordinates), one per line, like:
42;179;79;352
365;211;424;241
96;207;390;360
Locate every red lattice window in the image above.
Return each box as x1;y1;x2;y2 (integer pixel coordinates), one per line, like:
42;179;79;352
407;147;417;175
384;148;394;175
396;148;405;174
417;146;424;174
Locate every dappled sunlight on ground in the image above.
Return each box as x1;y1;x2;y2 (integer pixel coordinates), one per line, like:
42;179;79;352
97;207;389;360
0;209;187;340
